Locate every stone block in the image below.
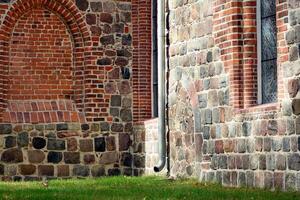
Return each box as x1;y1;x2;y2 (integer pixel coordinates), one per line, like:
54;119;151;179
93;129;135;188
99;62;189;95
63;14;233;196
17;132;28;147
276;154;286;170
19;164;36;175
0;124;12;135
208;90;218;107
266;154;276;170
32;137;46;150
91;165;105;177
38;165;54;176
75;0;88;11
250;154;259;170
288;153;300;170
99;152;119;165
119;133;131;151
274;172;284;190
283;137;291;152
79;139;93;152
84;154;95;164
264;171;274;189
5;136;16;148
1;148;23;163
286;173;296;191
108;168;121;176
64;152;80;164
47;152;63;164
28;150;45;163
73;165;89;177
292;99;300;115
47;139;65;151
259;154;266;170
238;172;246;187
67;138;78;152
100;122;110;132
95;137;106;152
57;165;69;177
272;138;282;151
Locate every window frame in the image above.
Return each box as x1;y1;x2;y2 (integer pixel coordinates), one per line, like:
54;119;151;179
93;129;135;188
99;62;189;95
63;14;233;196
257;0;263;105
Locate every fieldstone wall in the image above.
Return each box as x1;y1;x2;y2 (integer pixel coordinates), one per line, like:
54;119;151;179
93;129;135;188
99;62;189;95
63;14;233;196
0;123;134;180
161;0;300;191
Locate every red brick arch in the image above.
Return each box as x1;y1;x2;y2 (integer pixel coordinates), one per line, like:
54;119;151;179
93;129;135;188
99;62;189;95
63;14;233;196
0;0;91;123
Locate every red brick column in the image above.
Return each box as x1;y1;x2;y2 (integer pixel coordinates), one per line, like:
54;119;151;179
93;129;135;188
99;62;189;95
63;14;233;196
132;0;152;123
213;0;244;109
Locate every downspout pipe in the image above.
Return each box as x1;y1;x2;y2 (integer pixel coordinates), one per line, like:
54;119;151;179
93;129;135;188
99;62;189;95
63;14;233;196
154;0;166;172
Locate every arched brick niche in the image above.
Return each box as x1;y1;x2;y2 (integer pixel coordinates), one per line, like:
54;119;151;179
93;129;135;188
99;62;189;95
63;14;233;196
0;0;91;123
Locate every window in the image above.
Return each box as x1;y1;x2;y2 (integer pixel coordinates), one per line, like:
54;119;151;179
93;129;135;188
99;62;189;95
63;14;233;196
152;0;158;117
257;0;278;104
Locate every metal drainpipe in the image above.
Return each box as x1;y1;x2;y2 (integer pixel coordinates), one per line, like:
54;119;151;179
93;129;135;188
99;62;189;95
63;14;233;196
154;0;166;172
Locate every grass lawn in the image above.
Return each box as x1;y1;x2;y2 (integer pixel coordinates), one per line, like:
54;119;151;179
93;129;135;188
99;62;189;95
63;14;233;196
0;176;300;200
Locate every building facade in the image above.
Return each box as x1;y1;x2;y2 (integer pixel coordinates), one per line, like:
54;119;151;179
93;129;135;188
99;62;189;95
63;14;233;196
0;0;151;180
0;0;299;192
146;0;300;191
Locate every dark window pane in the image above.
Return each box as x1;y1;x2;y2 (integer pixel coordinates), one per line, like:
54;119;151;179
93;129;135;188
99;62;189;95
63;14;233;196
261;0;276;18
152;0;158;117
261;59;277;103
261;16;277;61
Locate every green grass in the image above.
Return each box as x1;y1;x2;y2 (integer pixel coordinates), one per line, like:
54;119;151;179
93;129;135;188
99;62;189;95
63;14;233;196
0;176;299;200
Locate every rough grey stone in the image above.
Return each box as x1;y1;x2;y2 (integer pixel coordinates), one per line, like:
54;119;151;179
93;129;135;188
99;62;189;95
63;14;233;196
219;155;227;169
17;132;28;147
198;93;207;108
250;154;259;170
286;30;295;44
0;124;12;135
289;45;299;61
91;166;105;177
288;153;300;170
264;137;272;152
5;136;16;148
120;109;132;122
47;139;65;151
100;122;110;132
272;138;282;151
283;137;291;152
73;165;89;177
286;173;296;191
237;139;246;153
238;172;246;186
242;122;252;137
246;171;254;187
276;154;286;170
266;154;276;170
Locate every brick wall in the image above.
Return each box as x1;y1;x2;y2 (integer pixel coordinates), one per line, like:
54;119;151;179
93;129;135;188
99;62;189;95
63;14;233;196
148;0;300;191
132;0;152;123
0;0;149;180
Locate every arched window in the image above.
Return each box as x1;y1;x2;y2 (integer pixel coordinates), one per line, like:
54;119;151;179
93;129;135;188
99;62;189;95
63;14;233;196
257;0;278;104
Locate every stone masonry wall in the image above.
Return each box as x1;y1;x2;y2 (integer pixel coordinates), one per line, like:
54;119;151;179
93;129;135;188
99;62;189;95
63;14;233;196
163;0;300;191
0;0;148;180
